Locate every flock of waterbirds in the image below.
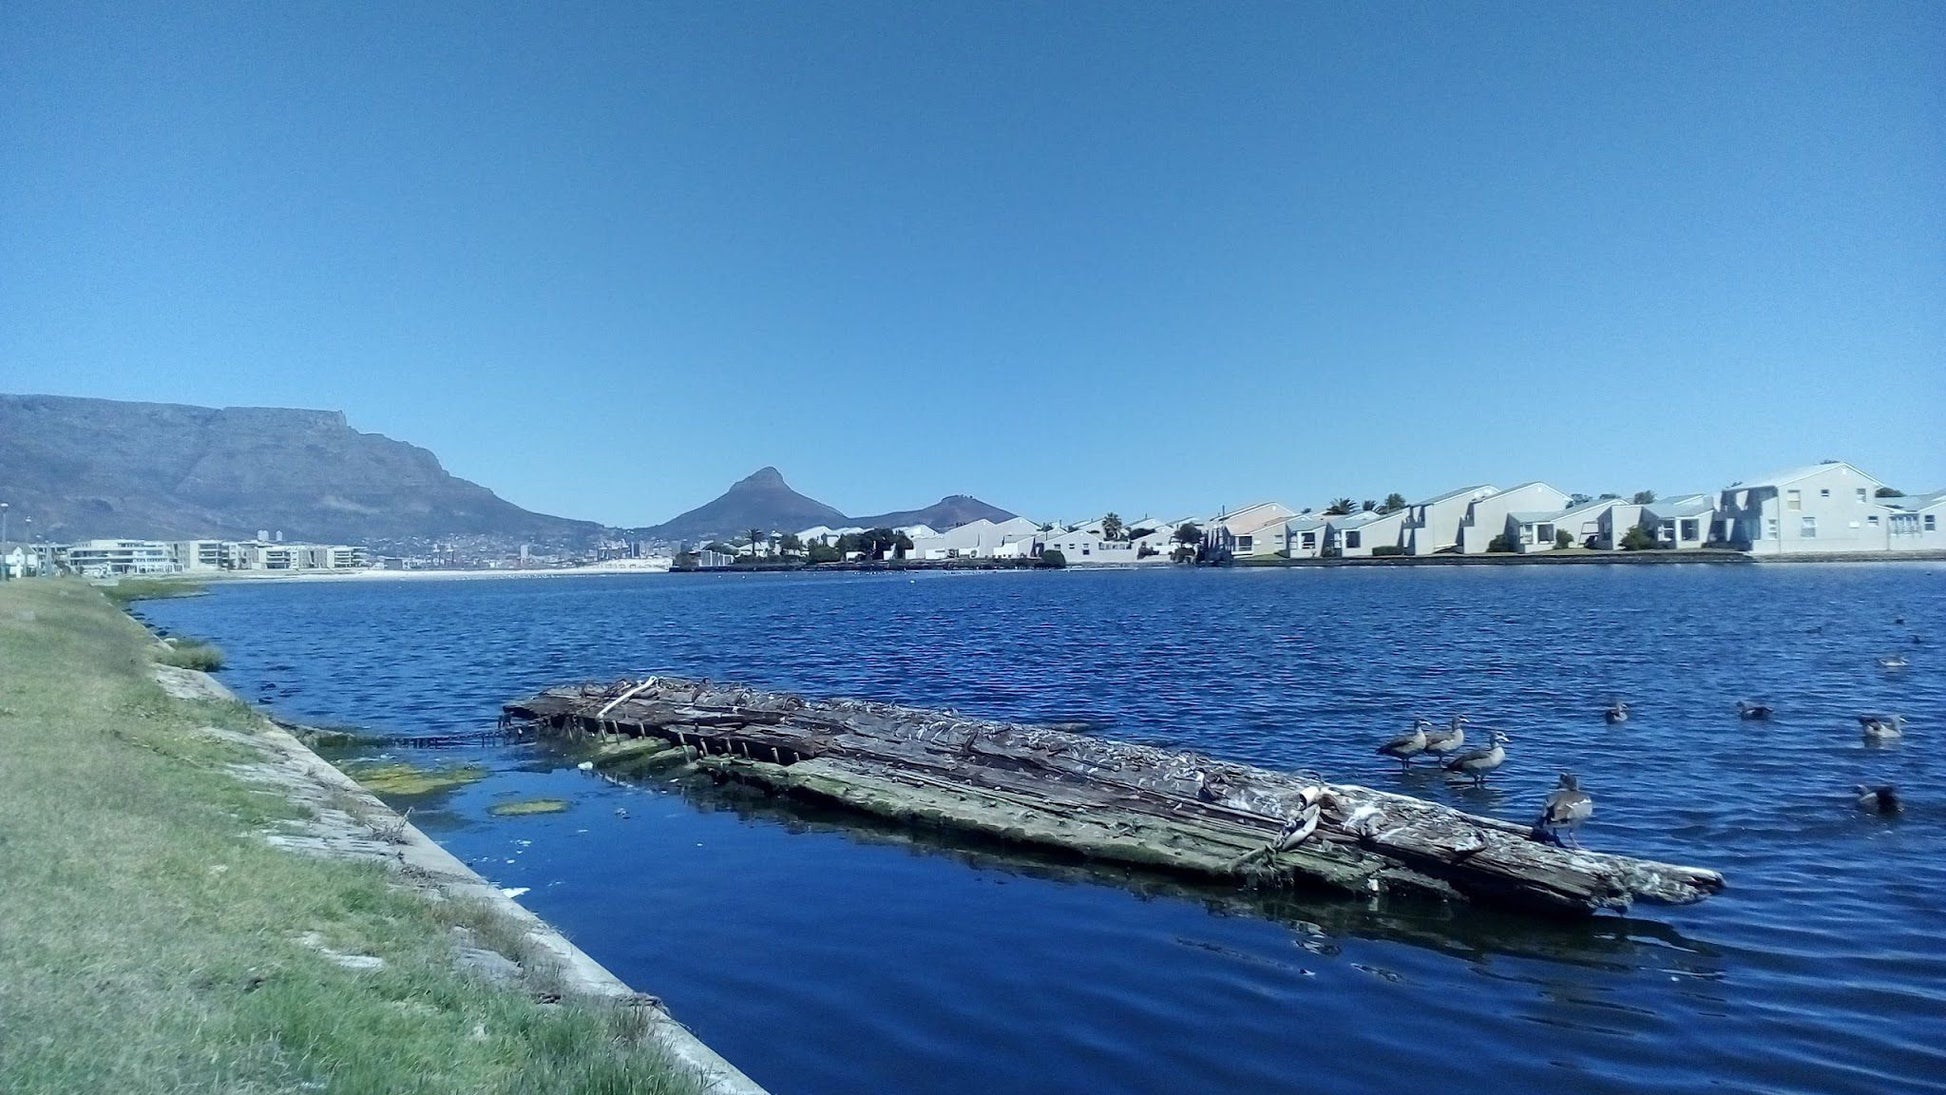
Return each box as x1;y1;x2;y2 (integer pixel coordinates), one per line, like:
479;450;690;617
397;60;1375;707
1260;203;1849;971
1375;652;1916;848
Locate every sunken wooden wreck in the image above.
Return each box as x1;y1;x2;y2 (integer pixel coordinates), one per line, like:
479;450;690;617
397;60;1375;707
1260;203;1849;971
502;677;1725;916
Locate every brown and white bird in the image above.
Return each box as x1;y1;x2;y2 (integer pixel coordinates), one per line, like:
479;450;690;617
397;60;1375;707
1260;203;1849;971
1376;719;1432;768
1443;730;1510;786
1422;715;1468;760
1532;772;1594;847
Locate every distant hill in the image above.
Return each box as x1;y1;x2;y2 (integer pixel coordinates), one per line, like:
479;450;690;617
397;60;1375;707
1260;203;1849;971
851;495;1017;530
0;393;600;544
643;467;848;543
642;469;1018;543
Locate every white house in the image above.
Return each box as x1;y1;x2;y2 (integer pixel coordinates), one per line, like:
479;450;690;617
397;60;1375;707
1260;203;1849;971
1457;483;1572;553
1641;494;1716;550
907;517;1041;560
1203;502;1297;559
1324;509;1407;557
1403;485;1497;555
1037;528;1138;565
63;539;179;576
1877;490;1944;551
1130;516;1201;562
1279;514;1329;559
1714;462;1896;555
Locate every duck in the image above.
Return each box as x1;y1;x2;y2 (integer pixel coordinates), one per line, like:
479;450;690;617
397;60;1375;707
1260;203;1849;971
1532;772;1594;847
1603;700;1629;725
1877;654;1909;670
1376;719;1432;768
1736;701;1773;721
1855;784;1902;814
1443;730;1510;785
1860;715;1906;744
1422;715;1468;760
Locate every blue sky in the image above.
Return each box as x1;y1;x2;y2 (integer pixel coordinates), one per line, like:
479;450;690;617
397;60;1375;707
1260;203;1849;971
4;3;1940;526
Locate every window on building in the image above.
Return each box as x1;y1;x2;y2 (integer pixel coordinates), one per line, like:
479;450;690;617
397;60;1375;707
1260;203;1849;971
1929;515;1938;532
1766;518;1779;538
1237;535;1253;552
1801;516;1817;537
1786;490;1801;511
1855;488;1867;503
1819;488;1830;499
1680;519;1699;541
1346;531;1362;549
1867;515;1880;527
1300;532;1316;548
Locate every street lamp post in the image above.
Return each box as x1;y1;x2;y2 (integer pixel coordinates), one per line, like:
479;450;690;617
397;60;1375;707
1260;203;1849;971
0;502;10;580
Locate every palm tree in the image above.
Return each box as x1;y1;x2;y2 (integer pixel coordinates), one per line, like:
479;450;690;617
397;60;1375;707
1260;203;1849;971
1361;499;1377;512
1101;513;1124;542
746;528;766;559
1325;498;1355;516
1380;492;1408;514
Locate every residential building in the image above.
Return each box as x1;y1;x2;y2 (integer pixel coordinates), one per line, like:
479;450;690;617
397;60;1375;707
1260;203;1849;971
1324;509;1408;557
906;517;1042;560
1203;503;1297;559
1640;495;1716;550
1457;483;1572;553
172;540;231;571
1714;462;1896;555
1403;485;1498;555
1279;514;1329;559
1131;517;1201;561
1037;528;1138;565
64;539;179;576
1882;491;1946;551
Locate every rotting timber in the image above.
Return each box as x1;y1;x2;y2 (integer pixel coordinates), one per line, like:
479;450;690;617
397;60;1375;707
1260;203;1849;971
502;678;1725;917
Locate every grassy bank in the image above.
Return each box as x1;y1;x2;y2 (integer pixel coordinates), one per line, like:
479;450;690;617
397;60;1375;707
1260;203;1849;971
0;580;701;1094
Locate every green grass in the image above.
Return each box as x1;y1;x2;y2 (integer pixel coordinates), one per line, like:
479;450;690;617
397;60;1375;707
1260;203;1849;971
0;580;703;1094
156;636;226;671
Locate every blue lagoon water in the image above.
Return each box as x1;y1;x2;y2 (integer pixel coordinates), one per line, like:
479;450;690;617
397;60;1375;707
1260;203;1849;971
140;566;1946;1094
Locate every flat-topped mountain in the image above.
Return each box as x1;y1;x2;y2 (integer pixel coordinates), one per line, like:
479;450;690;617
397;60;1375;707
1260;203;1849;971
0;393;599;544
643;469;1017;543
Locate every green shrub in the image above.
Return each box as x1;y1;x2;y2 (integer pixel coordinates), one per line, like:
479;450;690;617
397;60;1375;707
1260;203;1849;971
1620;526;1658;551
1038;549;1068;569
1371;545;1404;557
1486;534;1514;553
104;578;204;606
156;638;225;672
1555;530;1574;549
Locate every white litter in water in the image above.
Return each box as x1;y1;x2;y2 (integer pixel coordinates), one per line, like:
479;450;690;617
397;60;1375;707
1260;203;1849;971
516;840;531;847
577;761;594;770
501;887;530;899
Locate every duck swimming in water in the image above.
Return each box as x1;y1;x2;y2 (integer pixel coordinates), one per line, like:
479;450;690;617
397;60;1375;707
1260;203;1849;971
1737;701;1773;721
1855;784;1902;814
1604;700;1629;725
1860;714;1906;744
1532;772;1594;847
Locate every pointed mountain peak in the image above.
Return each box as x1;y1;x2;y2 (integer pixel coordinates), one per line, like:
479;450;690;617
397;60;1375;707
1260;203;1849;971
734;466;788;490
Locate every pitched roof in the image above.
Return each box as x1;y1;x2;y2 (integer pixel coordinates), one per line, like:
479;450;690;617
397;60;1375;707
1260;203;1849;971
1736;461;1883;490
1414;484;1497;506
1644;494;1715;518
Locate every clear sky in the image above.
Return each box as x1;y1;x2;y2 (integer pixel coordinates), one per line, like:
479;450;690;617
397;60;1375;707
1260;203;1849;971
4;3;1941;526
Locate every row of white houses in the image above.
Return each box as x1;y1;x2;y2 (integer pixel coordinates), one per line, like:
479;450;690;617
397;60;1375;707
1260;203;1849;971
750;460;1944;566
13;538;373;577
1196;462;1944;560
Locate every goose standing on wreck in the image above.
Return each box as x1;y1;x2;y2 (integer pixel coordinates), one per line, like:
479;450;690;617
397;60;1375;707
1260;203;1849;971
1376;719;1431;768
1444;730;1510;785
1422;715;1468;760
1604;700;1629;725
1533;772;1595;847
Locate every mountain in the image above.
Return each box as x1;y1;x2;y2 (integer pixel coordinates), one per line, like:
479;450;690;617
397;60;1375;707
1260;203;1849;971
643;467;848;543
641;469;1018;543
0;394;600;544
850;495;1018;530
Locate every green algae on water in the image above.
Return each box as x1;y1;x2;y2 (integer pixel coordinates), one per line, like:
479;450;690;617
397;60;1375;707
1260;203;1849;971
489;798;571;816
348;760;489;797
